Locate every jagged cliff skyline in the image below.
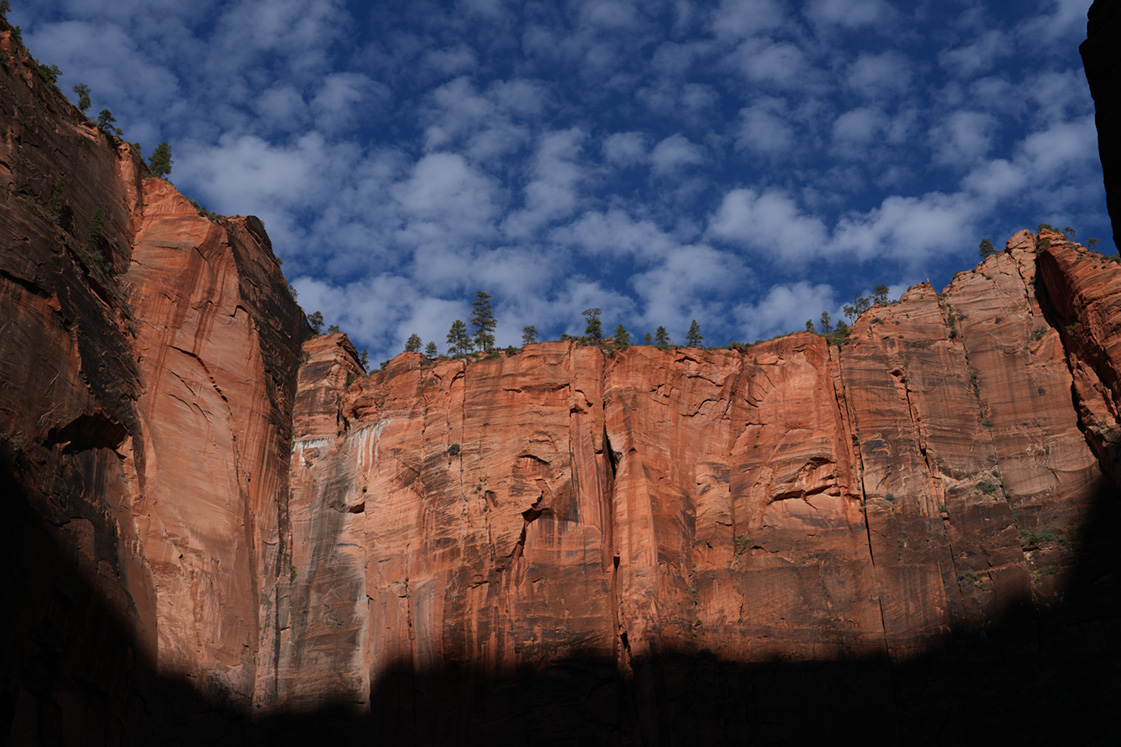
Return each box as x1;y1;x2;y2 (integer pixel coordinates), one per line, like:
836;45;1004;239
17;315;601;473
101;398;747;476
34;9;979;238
12;0;1114;366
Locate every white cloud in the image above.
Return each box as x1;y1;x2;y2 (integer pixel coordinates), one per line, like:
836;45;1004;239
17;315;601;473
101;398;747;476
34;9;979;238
178;133;345;213
420;76;543;159
805;0;895;30
579;0;641;31
930;111;998;166
254;85;308;126
708;188;829;260
422;44;479;76
1018;116;1098;174
681;84;718;112
939;30;1011;78
1017;0;1093;43
26;20;182;115
650;134;705;175
710;0;787;39
734;39;815;89
733;281;835;341
554;209;677;261
735;97;795;155
831;107;887;154
391;152;500;257
632;244;746;335
845;52;912;99
832;191;982;265
311;72;388;132
602;132;649;166
502;128;586;239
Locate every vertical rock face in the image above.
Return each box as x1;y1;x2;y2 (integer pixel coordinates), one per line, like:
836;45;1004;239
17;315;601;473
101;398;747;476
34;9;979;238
0;23;306;743
1082;1;1121;248
277;229;1121;740
125;179;305;707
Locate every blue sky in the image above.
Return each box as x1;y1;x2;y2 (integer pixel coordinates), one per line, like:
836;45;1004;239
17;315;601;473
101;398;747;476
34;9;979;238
16;0;1111;363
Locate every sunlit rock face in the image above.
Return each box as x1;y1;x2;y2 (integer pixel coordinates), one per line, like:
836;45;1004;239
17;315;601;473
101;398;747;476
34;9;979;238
0;23;305;742
276;229;1117;713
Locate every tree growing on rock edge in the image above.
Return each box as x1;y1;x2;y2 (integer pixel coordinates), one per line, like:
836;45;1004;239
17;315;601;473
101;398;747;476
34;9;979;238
873;284;890;306
654;326;671;349
842;294;871;324
148;142;173;179
686;320;703;347
96;109;121;137
470;291;496;351
308;311;324;334
979;238;995;258
425;341;438;358
521;325;537;346
405;333;422;353
613;324;630;349
582;308;602;341
72;83;91;115
447;320;472;357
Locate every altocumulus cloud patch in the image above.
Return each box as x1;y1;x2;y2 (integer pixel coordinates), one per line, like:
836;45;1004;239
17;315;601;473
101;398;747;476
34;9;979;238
17;0;1112;363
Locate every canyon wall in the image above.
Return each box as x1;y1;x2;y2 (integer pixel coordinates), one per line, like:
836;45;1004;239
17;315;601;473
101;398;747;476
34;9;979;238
2;8;1120;745
0;23;306;743
277;230;1121;742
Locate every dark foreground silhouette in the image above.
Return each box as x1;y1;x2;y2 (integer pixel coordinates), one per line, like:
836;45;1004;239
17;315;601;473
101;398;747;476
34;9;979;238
2;440;1119;746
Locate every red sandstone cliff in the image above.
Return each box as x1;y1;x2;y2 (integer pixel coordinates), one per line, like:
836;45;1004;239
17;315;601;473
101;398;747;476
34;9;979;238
0;23;306;742
276;231;1120;742
2;12;1121;746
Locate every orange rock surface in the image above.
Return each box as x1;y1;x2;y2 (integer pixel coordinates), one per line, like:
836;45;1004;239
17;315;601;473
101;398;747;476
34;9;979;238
0;25;305;741
275;231;1118;726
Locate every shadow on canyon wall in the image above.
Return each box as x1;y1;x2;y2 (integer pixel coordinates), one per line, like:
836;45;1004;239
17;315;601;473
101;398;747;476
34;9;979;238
2;437;1118;746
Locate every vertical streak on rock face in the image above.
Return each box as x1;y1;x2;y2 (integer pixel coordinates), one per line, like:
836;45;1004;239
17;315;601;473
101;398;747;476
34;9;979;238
276;231;1121;712
125;178;304;707
1036;240;1121;493
1;22;306;736
838;231;1107;658
280;333;367;707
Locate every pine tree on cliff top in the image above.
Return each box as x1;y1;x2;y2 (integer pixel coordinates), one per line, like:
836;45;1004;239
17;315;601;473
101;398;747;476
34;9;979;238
470;291;496;351
686;320;703;347
447;319;472;357
582;308;603;341
614;324;630;349
72;83;91;115
148;142;173;179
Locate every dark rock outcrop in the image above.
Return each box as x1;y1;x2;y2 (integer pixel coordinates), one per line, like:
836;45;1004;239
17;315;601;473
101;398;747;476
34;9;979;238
1082;0;1121;247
